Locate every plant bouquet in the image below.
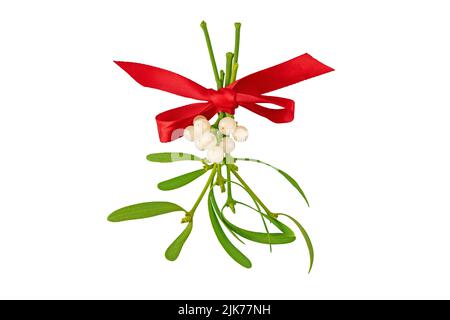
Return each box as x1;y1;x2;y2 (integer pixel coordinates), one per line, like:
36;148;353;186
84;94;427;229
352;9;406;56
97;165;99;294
109;22;333;271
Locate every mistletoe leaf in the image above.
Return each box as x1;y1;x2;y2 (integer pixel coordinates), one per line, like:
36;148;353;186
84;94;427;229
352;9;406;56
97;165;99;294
221;182;295;245
235;158;309;207
158;169;207;191
220;201;296;245
108;202;185;222
277;169;310;207
255;205;272;251
165;222;193;261
229;181;261;211
220;205;246;244
146;152;201;163
278;213;314;273
208;190;252;268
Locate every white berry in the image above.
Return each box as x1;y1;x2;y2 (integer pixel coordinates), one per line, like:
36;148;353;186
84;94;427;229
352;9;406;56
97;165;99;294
193;116;210;139
193;115;207;122
183;125;195;141
195;131;216;150
207;145;224;163
194;139;203;150
220;137;235;153
232;125;248;142
201;132;217;148
218;117;236;135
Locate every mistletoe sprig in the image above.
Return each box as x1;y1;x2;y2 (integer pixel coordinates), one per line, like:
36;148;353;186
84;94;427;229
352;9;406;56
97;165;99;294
109;152;313;271
109;21;333;271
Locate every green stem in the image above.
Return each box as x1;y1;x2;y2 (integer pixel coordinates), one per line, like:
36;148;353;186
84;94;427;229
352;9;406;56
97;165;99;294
230;168;272;215
233;23;241;64
188;166;217;217
219;204;245;244
225;165;236;213
226;165;232;199
215;164;226;192
200;21;221;89
224;52;234;86
230;63;239;85
219;70;225;88
211;112;226;128
230;22;241;83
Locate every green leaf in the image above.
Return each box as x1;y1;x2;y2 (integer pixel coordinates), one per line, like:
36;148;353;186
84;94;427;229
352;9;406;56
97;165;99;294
165;222;193;261
108;201;185;222
217;200;296;245
235;158;310;207
146;152;201;163
257;207;272;252
277;169;310;207
278;213;314;273
208;190;252;268
221;182;295;245
158;169;207;191
220;204;246;245
229;181;261;211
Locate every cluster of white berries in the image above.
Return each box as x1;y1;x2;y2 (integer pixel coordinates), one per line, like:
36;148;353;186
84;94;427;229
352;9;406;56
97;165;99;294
183;115;249;163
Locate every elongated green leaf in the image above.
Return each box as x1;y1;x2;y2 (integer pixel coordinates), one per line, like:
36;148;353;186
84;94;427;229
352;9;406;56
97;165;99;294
158;169;207;191
215;199;296;244
229;181;261;211
278;169;309;207
229;181;271;251
235;158;310;207
233;198;273;251
165;222;193;261
219;181;295;245
146;152;201;163
108;201;185;222
220;204;246;245
278;213;314;273
258;210;272;252
208;191;252;268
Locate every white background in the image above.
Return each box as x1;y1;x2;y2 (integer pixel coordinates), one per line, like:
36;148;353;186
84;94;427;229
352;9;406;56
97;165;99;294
1;0;449;299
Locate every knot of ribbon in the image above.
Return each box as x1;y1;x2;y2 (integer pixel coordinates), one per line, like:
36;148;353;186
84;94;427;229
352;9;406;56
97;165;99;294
115;53;333;142
207;88;238;114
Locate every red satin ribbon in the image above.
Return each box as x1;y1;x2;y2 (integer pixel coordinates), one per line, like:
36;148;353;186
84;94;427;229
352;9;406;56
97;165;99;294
114;53;333;142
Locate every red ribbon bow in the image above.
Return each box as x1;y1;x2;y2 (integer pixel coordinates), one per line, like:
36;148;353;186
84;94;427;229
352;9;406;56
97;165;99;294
115;53;333;142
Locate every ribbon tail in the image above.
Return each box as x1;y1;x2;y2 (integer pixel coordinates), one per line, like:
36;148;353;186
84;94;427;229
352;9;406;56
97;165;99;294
155;103;217;142
233;53;333;94
114;61;210;100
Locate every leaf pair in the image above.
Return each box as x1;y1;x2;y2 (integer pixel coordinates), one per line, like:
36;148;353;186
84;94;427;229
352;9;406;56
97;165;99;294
208;186;303;269
216;198;296;245
107;201;192;261
108;153;207;262
219;179;314;272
